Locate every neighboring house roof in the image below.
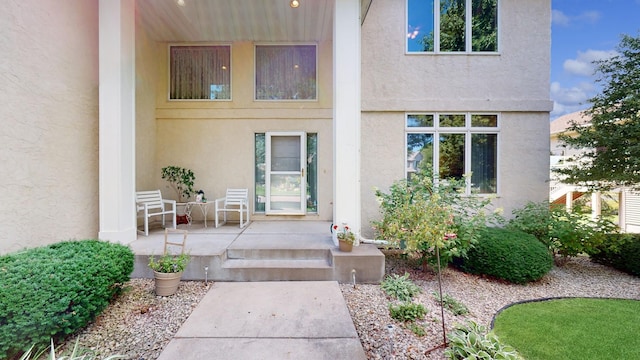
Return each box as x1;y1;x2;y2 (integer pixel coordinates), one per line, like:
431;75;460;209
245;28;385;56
550;110;591;136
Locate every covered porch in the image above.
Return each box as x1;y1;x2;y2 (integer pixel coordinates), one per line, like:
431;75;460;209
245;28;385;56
99;0;365;244
130;220;385;283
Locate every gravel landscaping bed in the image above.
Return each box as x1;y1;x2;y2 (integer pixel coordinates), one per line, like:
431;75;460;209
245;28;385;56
60;255;639;359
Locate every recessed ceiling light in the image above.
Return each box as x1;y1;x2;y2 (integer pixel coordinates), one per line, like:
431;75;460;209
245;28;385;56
176;0;185;7
290;0;300;8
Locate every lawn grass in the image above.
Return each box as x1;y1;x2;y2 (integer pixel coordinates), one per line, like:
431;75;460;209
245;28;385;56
492;298;640;360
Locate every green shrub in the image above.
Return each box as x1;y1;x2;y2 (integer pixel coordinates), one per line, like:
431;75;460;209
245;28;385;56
455;227;553;284
389;302;427;322
590;234;640;276
0;240;134;359
507;201;618;263
432;291;469;316
507;201;553;245
444;321;521;360
381;273;422;301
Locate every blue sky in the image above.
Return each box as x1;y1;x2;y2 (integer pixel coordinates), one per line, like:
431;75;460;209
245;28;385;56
550;0;640;119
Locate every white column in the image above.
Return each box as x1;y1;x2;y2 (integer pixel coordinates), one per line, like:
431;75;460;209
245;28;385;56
333;0;361;238
98;0;137;243
618;190;626;231
565;191;573;212
591;192;602;220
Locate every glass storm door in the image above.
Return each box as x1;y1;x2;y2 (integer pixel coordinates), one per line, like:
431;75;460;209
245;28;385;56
265;132;307;215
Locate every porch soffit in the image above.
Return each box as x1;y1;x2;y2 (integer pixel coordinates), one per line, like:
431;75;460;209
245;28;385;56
136;0;336;43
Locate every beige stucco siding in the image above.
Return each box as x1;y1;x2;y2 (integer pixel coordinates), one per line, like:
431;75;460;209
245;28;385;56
135;23;161;192
360;112;551;238
361;0;551;111
0;0;99;254
359;0;552;237
136;41;335;221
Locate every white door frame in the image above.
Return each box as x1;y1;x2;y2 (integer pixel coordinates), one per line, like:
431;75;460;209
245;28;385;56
265;131;307;215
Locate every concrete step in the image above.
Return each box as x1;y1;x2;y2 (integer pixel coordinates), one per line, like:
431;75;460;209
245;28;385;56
226;248;331;261
222;258;334;281
128;221;386;283
223;259;332;269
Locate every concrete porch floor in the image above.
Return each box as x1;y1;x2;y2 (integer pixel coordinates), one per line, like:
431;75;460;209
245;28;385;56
129;220;385;283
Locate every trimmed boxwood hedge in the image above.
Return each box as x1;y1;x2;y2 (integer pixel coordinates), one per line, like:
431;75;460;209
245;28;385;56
0;240;134;359
455;227;553;284
590;234;640;276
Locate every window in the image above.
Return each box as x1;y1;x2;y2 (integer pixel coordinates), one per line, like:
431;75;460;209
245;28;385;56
170;45;231;100
255;45;317;100
407;0;498;53
406;113;498;194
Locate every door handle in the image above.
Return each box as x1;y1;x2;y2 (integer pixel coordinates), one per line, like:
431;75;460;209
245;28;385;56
301;168;305;177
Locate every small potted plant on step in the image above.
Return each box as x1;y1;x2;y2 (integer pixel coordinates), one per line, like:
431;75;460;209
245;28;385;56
334;224;356;252
149;252;190;296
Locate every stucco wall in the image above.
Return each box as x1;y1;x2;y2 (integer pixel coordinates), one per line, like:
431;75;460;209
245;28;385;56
0;0;99;254
360;111;551;238
359;0;552;237
135;23;161;191
140;41;335;220
361;0;551;111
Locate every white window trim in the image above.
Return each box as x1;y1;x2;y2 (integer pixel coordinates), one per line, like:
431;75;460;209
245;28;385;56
167;43;233;102
253;42;319;102
405;112;500;195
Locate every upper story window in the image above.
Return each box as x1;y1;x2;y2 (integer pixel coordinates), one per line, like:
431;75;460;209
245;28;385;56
255;45;317;101
407;0;498;53
406;113;498;194
169;45;231;100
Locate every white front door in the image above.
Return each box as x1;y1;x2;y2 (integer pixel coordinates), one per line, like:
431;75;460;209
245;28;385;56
265;132;307;215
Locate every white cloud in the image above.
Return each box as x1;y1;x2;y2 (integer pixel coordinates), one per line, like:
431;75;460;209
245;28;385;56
552;10;570;26
551;81;593;105
577;11;601;24
551;102;590;120
563;58;593;77
550;81;596;119
563;49;618;77
551;9;601;27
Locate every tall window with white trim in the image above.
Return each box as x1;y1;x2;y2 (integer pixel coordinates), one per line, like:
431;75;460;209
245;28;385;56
407;0;498;53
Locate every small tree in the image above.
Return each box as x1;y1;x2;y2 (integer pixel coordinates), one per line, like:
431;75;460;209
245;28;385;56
161;166;196;201
374;170;501;271
556;33;640;191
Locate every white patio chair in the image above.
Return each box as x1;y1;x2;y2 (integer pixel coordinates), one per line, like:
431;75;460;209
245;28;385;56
214;188;250;228
136;190;177;236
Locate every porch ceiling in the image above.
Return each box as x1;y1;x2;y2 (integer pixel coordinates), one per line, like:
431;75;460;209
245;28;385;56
135;0;336;43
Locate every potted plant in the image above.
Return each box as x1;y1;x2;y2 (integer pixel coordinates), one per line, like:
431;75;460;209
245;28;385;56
161;165;196;202
148;252;190;296
334;224;356;252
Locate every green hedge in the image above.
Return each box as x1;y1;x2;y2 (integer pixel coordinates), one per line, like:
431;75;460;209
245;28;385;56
455;227;553;284
590;234;640;276
0;240;134;359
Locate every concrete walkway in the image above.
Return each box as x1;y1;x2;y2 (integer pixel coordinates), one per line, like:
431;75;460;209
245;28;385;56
157;281;367;360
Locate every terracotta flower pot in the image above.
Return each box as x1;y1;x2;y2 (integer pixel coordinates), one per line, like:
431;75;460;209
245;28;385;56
153;271;183;296
338;239;353;252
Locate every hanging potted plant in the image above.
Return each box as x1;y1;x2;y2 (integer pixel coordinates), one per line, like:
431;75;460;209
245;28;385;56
148;252;190;296
161;165;196;202
334;224;356;252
